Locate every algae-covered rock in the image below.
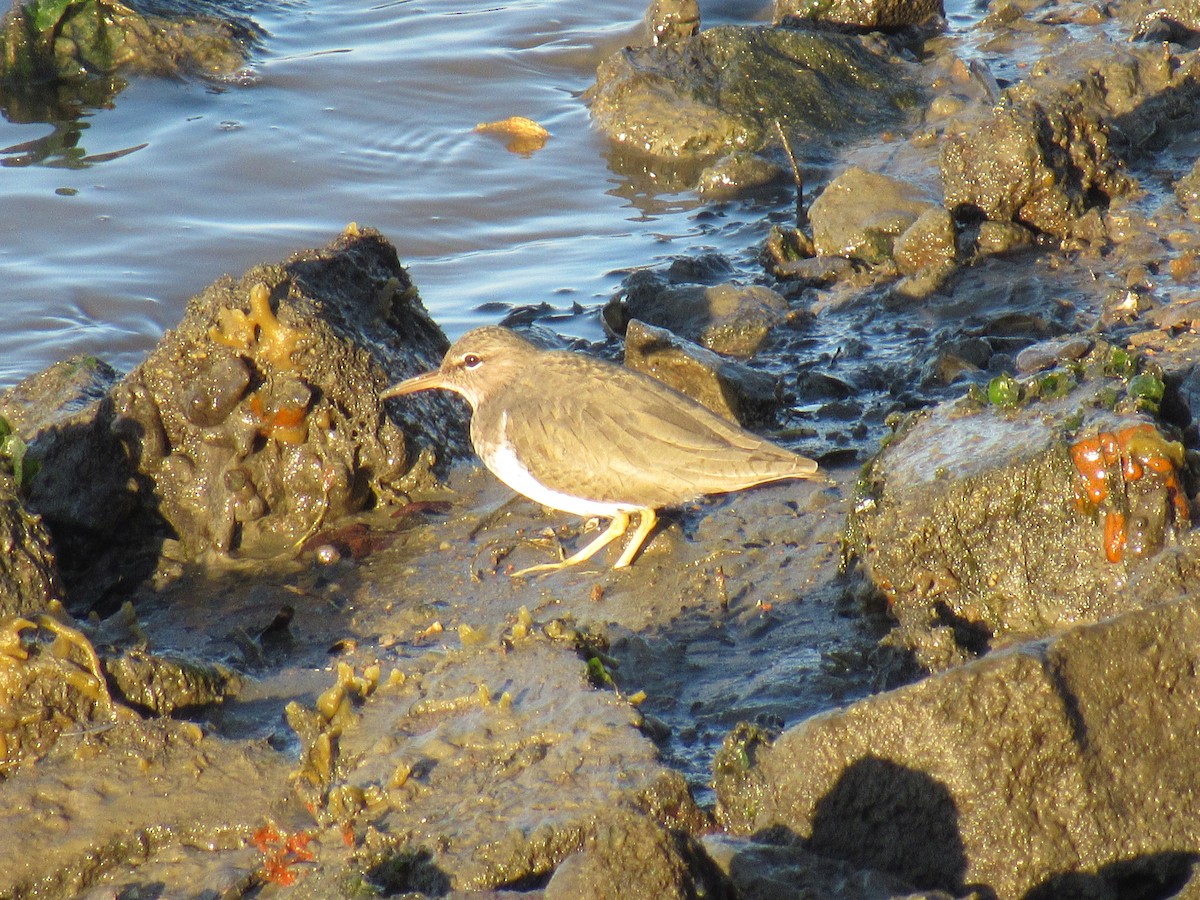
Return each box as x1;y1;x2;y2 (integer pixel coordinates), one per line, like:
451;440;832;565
847;344;1194;667
775;0;943;29
286;634;707;892
108;226;467;558
0;612;117;773
588;24;916;167
0;0;251;84
0;462;60;618
714;594;1200;899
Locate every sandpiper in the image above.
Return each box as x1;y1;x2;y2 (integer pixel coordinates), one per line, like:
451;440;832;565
383;326;821;575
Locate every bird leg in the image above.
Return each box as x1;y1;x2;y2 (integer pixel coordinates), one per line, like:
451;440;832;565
511;512;632;577
614;508;657;568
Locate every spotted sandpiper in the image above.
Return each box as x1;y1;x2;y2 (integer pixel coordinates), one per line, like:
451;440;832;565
383;326;822;575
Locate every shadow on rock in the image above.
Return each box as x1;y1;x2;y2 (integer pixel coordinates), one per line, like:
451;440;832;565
805;755;979;896
1027;852;1199;900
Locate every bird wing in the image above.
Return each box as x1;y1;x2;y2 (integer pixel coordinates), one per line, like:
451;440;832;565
503;353;818;508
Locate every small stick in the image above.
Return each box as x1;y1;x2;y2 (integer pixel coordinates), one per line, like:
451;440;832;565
773;119;806;228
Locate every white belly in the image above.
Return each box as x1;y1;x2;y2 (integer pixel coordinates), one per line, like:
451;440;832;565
482;412;639;518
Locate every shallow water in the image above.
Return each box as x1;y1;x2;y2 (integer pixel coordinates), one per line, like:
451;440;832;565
0;0;783;387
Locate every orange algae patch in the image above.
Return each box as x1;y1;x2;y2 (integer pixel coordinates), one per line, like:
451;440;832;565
1104;510;1127;563
248;391;309;445
209;283;308;371
1070;423;1189;563
253;824;315;886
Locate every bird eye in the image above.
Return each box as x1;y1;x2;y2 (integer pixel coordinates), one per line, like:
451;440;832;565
462;353;482;369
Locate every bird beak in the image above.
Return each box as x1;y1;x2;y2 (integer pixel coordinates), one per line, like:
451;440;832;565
381;368;446;399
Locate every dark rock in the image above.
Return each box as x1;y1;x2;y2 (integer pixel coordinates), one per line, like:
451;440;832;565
714;594;1200;899
3;230;467;608
607;270;790;358
107;226;466;559
545;809;735;900
623;319;780;426
940;46;1168;240
0;468;60;618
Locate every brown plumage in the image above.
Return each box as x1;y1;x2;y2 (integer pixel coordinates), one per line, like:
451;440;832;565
384;326;821;574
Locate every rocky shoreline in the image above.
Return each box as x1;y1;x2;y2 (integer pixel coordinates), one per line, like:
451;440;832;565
2;0;1200;896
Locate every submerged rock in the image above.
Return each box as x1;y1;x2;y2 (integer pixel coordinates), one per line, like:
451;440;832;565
714;594;1200;899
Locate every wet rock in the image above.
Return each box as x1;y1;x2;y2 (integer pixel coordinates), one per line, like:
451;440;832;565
1176;155;1200;220
810;168;941;266
606;270;790;358
973;221;1035;256
104;226;466;560
643;0;700;47
623;319;780;426
0;716;290;897
714;593;1200;899
0;467;59;618
102;648;242;716
774;0;943;30
1014;336;1092;373
939;46;1172;240
698;152;786;200
588;24;916;168
701;833;945;900
288;635;707;892
847;345;1194;667
545;808;735;900
893;208;957;276
0;0;252;85
0;612;118;774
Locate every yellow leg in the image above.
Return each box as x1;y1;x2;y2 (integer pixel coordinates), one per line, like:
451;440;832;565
614;508;657;569
512;512;632;577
